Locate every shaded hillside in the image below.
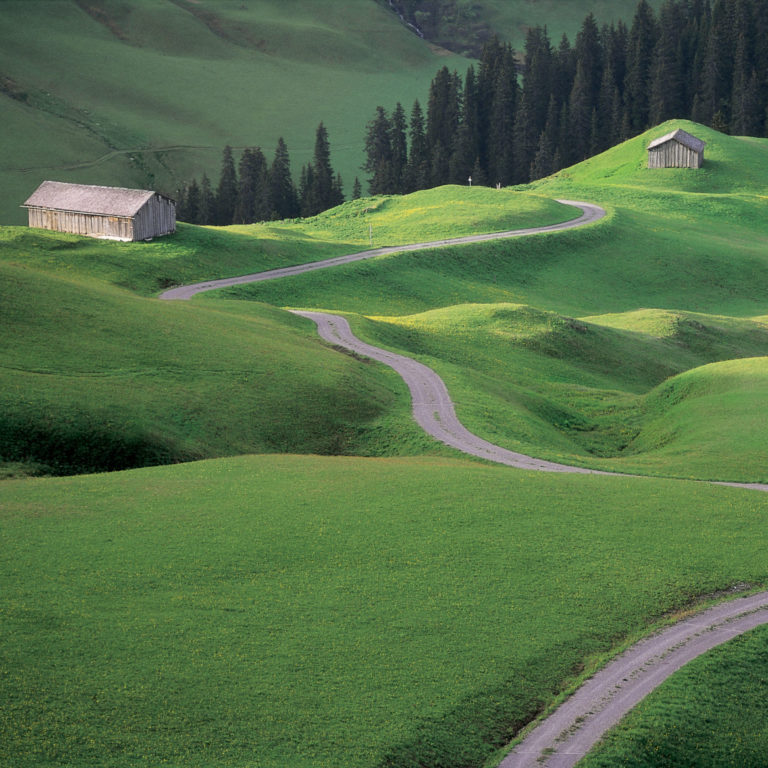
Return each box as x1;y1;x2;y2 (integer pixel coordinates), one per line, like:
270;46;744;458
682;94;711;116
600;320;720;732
0;0;466;223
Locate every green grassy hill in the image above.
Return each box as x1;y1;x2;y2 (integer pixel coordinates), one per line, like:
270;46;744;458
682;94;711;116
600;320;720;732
578;623;768;768
3;120;768;767
0;0;467;224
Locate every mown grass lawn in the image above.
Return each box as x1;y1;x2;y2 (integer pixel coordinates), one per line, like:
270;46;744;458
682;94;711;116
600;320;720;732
1;454;767;768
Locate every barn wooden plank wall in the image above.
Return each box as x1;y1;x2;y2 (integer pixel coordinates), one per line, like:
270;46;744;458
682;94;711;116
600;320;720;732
26;194;175;241
27;208;135;239
648;141;703;168
133;196;176;240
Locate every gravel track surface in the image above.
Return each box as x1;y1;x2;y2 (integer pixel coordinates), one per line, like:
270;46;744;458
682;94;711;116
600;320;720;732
291;311;612;474
499;591;768;768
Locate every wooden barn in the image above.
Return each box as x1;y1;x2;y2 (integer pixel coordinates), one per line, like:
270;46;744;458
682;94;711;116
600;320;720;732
23;181;176;241
647;129;706;169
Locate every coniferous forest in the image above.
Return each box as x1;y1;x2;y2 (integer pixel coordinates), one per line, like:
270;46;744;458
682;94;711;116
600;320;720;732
176;123;349;225
179;0;768;222
364;0;768;193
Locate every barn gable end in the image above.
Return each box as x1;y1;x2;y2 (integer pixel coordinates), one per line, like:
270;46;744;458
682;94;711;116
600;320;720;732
23;181;176;241
647;129;706;169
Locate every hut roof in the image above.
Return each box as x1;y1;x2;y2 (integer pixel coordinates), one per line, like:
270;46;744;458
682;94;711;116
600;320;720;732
22;181;165;217
647;129;706;153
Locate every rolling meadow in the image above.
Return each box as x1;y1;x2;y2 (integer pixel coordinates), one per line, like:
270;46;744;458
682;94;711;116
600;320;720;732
1;0;767;765
2;119;768;767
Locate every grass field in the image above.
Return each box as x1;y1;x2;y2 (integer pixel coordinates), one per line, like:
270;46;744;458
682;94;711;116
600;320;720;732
578;624;768;767
0;258;443;477
1;455;767;768
3;118;768;768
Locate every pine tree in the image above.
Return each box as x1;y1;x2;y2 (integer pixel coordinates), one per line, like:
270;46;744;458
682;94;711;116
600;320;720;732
215;145;238;225
568;61;592;161
199;173;215;225
306;122;335;215
574;13;603;110
352;177;362;199
624;0;659;132
426;66;461;185
269;137;298;220
363;106;393;194
649;0;685;125
406;100;430;191
488;50;519;185
390;103;409;194
299;163;316;217
332;173;344;206
185;179;200;224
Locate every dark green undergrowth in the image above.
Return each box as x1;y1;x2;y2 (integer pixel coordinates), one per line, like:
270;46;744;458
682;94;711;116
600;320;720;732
578;625;768;768
1;454;767;768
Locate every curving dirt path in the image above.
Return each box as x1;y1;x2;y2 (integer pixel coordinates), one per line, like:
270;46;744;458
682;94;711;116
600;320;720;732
498;590;768;768
290;311;612;474
159;199;605;300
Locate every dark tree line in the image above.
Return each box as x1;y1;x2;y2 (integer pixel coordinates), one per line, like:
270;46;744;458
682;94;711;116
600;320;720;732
364;0;768;192
177;123;351;225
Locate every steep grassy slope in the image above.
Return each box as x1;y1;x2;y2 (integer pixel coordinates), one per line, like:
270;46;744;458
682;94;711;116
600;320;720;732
1;455;766;768
343;304;768;481
396;0;661;55
0;190;571;477
0;0;467;224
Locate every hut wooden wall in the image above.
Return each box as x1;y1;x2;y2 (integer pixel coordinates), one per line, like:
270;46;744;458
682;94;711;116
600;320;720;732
648;141;703;169
27;208;134;239
133;195;176;240
26;194;175;241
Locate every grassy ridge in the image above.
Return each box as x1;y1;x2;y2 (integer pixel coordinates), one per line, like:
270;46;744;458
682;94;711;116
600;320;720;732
578;625;768;767
1;454;766;768
220;123;768;482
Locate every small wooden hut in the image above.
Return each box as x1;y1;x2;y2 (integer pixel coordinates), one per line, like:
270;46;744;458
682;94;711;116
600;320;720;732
647;129;706;169
23;181;176;241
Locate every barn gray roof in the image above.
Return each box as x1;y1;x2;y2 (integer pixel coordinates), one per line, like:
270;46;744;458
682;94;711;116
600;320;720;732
647;129;706;152
23;181;163;217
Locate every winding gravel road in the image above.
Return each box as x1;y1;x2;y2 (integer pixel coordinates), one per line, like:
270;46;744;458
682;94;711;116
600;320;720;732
159;199;605;300
160;198;768;766
290;311;611;474
499;590;768;768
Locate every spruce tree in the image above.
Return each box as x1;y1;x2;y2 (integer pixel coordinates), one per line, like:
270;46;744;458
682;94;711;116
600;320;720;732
648;0;685;125
199;173;215;225
185;179;201;224
406;100;430;192
426;66;461;185
624;0;658;132
309;122;335;214
488;51;519;185
363;106;393;194
215;145;238;225
234;148;269;224
568;61;592;161
352;177;362;199
390;103;409;194
269;137;298;220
